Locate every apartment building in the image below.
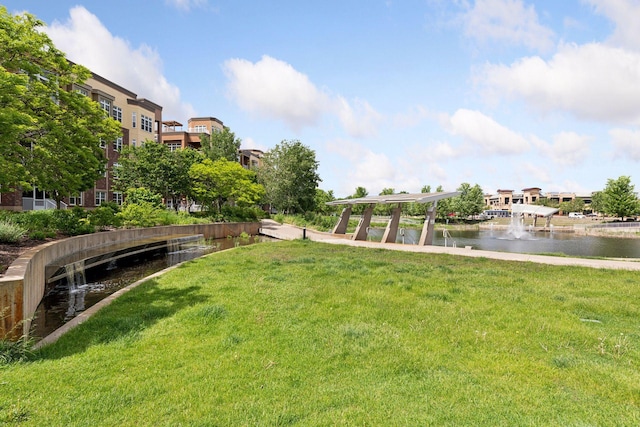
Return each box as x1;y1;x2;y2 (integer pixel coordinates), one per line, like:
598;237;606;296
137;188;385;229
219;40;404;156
161;117;224;151
0;71;162;211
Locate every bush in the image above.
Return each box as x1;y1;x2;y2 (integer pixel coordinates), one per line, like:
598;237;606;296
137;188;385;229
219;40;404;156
51;207;94;236
0;221;26;243
90;202;122;230
118;202;163;228
28;230;56;240
221;206;267;222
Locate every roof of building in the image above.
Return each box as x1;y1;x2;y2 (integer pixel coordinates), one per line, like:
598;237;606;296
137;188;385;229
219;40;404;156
326;191;460;206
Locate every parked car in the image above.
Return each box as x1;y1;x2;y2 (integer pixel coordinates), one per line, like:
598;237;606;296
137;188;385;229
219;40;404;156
568;212;585;219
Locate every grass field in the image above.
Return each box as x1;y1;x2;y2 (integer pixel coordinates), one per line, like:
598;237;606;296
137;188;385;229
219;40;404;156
1;240;639;425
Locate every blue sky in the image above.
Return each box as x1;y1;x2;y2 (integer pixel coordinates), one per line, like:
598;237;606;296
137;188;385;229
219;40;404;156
5;0;640;198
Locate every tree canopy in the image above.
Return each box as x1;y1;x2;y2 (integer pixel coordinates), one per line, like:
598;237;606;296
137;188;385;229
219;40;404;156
189;159;264;213
200;126;241;162
114;141;205;208
602;176;640;220
0;7;121;198
453;183;485;219
257;140;320;214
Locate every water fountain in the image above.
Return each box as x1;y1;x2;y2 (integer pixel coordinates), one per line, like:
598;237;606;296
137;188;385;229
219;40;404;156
505;209;531;240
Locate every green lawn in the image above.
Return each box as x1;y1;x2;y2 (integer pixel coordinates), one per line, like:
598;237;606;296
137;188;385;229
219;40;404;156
2;240;639;425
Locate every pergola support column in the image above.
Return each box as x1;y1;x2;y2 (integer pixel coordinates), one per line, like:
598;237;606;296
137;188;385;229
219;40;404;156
352;204;374;241
332;206;352;235
381;204;402;243
418;201;437;246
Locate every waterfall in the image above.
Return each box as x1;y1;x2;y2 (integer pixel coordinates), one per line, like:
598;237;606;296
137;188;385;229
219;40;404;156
64;261;87;318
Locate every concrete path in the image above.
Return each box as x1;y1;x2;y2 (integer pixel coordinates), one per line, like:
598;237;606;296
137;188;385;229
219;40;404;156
260;220;640;271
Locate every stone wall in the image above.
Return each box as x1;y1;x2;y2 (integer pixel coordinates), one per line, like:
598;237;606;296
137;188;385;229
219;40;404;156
1;222;260;338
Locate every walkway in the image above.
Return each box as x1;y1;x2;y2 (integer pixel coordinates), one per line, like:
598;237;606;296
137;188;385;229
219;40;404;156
260;220;640;271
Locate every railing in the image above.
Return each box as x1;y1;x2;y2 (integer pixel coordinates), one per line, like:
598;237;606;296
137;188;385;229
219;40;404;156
443;229;457;248
188;128;210;135
590;221;640;229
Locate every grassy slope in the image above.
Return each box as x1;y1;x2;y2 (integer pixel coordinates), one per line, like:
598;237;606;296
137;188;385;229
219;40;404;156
1;240;639;426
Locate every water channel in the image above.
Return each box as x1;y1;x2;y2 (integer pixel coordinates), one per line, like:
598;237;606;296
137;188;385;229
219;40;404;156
32;235;265;339
367;227;640;258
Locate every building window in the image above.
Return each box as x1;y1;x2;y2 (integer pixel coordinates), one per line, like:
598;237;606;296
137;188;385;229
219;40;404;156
194;125;207;133
114;137;123;151
132;138;137;147
95;191;107;206
141;114;153;132
76;88;88;97
99;138;106;149
132;112;137;128
112;106;122;122
99;98;111;114
113;192;123;205
69;192;83;206
168;142;181;152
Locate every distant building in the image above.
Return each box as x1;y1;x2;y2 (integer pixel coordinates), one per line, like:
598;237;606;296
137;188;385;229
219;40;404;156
484;187;593;211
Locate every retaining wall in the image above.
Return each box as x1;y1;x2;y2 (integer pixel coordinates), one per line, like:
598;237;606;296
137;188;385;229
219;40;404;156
1;222;260;337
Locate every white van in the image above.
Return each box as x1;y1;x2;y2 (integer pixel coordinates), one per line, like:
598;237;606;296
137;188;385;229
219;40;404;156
568;212;585;219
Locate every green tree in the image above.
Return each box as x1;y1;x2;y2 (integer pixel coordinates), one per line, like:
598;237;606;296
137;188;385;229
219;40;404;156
590;191;604;216
0;7;121;201
602;176;640;220
353;186;368;198
114;142;204;208
435;185;454;221
189;158;265;213
257;140;321;214
315;189;337;215
201;126;241;162
559;198;585;215
453;183;485;219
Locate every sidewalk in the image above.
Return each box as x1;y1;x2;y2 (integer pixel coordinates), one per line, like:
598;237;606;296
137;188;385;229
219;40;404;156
260;220;640;271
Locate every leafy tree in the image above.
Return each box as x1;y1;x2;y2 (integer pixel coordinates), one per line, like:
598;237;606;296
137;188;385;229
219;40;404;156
375;188;395;215
453;183;485;219
590;191;604;215
435;185;454;221
201;126;241;162
559;198;585;215
114;142;204;208
314;189;337;215
123;187;163;208
257;140;321;214
189;158;265;213
353;186;368;198
602;176;640;220
0;7;121;201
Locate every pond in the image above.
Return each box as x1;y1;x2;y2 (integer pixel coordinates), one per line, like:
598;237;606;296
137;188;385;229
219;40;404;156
366;228;640;259
32;235;266;339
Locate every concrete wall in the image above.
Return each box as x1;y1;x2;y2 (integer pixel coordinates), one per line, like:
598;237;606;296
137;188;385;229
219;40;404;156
1;222;260;338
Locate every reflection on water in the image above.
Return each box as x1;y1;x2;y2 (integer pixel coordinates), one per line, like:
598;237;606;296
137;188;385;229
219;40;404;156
367;228;640;258
33;236;264;339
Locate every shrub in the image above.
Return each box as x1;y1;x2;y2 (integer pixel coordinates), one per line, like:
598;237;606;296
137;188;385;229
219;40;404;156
0;221;26;243
118;202;162;228
90;202;122;230
221;206;267;222
124;188;163;208
28;230;55;240
51;207;94;236
0;336;34;365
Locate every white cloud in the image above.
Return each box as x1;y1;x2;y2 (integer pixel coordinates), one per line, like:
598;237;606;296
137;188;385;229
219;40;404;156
165;0;208;11
480;42;640;125
446;109;530;154
224;55;329;131
223;55;381;137
393;105;433;127
584;0;640;50
461;0;555;52
46;6;195;121
609;128;640;160
522;162;551;183
335;97;383;138
532;132;591;166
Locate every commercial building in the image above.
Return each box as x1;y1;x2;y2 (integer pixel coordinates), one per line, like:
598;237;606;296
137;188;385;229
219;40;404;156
484;188;594;211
